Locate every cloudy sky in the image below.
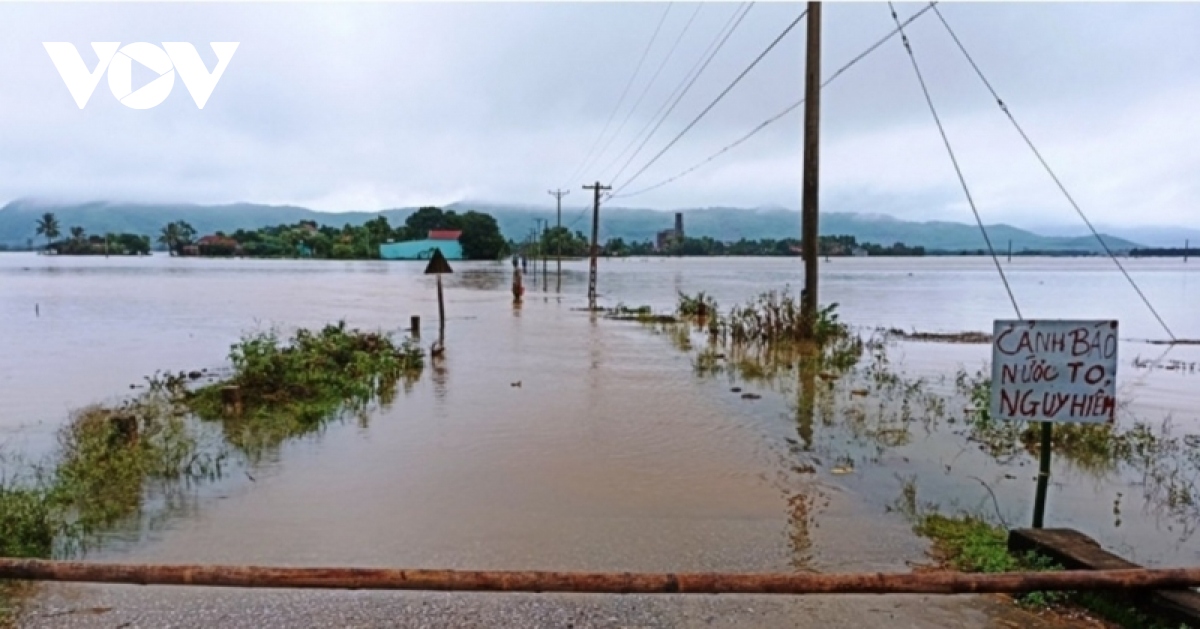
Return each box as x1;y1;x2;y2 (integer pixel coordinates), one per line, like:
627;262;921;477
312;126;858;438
1;2;1198;228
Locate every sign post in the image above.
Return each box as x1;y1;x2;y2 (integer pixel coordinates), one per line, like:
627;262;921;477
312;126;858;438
424;249;453;339
990;320;1118;528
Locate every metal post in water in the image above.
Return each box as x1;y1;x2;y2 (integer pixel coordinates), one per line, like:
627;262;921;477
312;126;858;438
437;276;445;336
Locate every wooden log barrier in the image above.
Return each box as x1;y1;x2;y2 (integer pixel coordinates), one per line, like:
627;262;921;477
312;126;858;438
1009;528;1200;626
3;559;1200;595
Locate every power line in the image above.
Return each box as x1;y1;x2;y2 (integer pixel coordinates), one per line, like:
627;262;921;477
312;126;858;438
886;1;1022;319
613;3;940;200
565;205;591;231
930;4;1176;342
559;4;674;189
606;3;756;187
595;3;706;181
612;8;809;197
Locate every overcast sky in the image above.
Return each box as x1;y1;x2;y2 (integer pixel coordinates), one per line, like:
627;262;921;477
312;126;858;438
1;2;1197;228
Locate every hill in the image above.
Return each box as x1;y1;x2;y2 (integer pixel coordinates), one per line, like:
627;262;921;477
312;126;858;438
448;203;1142;253
0;199;1142;253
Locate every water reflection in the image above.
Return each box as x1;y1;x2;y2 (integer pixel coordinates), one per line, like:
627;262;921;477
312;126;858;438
797;361;817;451
455;267;507;292
432;355;448;402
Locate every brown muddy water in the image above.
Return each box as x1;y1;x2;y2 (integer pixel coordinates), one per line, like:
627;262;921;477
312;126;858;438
2;254;1198;578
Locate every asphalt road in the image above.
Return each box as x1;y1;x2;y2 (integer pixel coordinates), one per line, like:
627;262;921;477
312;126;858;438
19;584;1075;628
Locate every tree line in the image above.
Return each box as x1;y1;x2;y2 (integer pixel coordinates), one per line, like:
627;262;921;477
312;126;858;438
157;206;507;260
29;210;925;260
519;231;926;258
32;207;509;260
34;212;151;255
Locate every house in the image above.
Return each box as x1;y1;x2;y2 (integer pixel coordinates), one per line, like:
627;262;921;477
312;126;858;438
379;229;464;260
194;234;242;257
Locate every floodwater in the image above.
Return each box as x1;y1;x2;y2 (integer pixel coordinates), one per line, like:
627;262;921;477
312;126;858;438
2;253;1198;578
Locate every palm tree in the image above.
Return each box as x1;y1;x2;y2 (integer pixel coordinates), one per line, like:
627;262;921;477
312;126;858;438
177;221;196;249
69;226;86;243
158;222;180;255
35;213;60;251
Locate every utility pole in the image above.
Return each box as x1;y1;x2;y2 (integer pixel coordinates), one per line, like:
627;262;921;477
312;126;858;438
530;228;540;277
548;189;569;292
583;182;611;311
1186;239;1190;263
534;219;549;291
800;1;822;336
540;220;548;291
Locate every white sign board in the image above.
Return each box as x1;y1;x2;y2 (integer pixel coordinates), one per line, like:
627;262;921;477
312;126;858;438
990;320;1118;424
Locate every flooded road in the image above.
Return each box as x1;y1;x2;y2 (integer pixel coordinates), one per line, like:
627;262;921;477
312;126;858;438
2;253;1198;625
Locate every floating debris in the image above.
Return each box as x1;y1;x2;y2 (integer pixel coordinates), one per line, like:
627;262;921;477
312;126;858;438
886;329;992;344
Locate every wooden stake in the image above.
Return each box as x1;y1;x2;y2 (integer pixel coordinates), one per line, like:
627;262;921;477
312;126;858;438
3;558;1200;595
220;386;242;416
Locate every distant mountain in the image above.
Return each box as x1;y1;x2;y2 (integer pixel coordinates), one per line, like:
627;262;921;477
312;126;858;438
1031;222;1200;249
0;199;1144;253
450;203;1143;253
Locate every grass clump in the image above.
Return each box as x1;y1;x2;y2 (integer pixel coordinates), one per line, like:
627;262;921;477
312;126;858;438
0;483;55;559
676;289;863;374
916;513;1069;608
676;291;717;318
214;322;419;405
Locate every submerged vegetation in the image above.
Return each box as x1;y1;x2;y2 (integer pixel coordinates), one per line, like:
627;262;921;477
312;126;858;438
630;287;1200;559
0;322;422;566
671;289;864;376
956;370;1200;528
189;322;423;455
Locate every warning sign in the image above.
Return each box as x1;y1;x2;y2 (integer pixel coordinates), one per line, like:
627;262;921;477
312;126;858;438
990;320;1118;424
